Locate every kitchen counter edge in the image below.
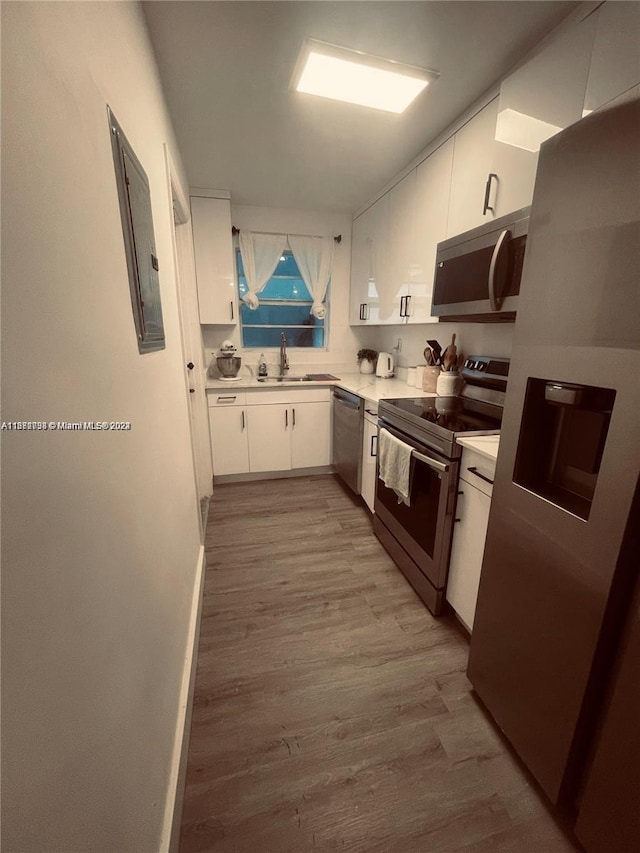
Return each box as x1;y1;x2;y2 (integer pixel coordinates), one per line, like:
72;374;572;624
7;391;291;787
205;374;435;405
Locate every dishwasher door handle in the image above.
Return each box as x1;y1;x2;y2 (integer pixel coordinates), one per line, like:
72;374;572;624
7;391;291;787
334;392;362;411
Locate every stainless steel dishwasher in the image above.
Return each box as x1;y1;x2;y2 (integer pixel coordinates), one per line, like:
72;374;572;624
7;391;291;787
332;388;364;494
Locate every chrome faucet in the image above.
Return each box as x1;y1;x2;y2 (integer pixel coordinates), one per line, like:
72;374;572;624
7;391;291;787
279;332;289;376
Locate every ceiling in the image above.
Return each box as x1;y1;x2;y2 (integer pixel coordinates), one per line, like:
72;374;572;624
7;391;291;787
143;1;580;214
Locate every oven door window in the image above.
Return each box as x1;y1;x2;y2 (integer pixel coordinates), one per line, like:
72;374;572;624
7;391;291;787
376;454;442;560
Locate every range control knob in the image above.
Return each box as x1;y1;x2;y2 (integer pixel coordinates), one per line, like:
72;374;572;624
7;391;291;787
464;358;474;369
477;361;487;371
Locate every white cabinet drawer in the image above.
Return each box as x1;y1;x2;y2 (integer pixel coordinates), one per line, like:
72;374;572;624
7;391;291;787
459;447;496;498
207;391;247;407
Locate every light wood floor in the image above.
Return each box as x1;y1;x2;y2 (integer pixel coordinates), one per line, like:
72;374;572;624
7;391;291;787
179;474;580;853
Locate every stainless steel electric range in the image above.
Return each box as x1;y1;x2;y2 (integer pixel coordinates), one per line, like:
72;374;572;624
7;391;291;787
373;355;509;615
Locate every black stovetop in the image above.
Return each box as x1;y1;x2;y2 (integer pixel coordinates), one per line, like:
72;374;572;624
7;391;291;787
382;395;503;434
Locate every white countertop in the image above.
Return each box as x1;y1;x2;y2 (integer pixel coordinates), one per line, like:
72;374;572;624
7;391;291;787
456;435;500;462
205;372;435;405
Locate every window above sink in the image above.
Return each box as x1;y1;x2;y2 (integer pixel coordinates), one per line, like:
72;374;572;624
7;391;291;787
236;250;328;349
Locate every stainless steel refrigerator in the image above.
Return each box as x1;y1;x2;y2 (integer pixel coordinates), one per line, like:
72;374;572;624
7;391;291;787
467;95;640;853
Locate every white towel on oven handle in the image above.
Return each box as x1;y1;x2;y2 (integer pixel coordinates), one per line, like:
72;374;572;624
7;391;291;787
378;427;412;506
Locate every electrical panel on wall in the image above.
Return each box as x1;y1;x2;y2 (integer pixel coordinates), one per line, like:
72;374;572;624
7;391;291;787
108;106;165;354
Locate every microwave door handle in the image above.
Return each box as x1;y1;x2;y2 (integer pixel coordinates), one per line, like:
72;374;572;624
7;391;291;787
412;449;450;474
488;228;511;311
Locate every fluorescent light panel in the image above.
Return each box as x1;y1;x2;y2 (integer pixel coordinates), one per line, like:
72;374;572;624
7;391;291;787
292;40;437;114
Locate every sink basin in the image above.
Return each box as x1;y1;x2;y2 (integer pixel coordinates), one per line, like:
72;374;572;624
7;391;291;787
257;375;312;383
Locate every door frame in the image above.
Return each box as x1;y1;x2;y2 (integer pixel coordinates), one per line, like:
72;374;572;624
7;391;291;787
163;145;213;540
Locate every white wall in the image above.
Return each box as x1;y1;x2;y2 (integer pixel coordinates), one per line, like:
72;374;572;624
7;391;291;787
1;3;201;851
202;204;362;374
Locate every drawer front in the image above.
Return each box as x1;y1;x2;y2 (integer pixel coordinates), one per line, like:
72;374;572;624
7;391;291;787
246;388;332;406
459;447;496;497
207;391;247;407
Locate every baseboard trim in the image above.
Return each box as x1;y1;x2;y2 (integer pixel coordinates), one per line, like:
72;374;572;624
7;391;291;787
213;465;334;485
160;545;206;853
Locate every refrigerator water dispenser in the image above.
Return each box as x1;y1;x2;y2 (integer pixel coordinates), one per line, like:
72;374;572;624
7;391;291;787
513;379;616;520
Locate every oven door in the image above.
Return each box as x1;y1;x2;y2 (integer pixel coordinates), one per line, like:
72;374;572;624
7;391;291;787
374;420;459;600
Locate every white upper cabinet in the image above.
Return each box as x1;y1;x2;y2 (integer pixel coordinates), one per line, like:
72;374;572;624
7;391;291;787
349;6;636;325
490;13;597;218
446;98;500;237
349;195;387;324
190;195;238;325
408;138;454;323
583;1;640;115
350;147;453;326
382;170;415;324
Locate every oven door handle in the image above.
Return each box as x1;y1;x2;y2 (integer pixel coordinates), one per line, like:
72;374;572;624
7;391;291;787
379;423;451;474
412;449;450;474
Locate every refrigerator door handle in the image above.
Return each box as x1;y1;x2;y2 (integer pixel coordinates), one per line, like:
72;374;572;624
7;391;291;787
488;228;511;311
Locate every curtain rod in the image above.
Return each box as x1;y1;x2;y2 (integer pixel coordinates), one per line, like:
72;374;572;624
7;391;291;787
232;226;341;243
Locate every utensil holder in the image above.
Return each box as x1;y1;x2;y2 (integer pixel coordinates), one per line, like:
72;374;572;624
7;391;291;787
422;366;440;393
436;370;462;396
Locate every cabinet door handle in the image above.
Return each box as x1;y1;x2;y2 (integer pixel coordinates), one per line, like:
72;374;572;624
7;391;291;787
217;395;236;403
467;466;494;485
359;303;364;320
400;295;406;317
241;410;245;430
187;362;194;370
483;172;498;215
365;303;370;320
292;408;296;427
285;409;288;428
370;434;378;457
230;301;234;320
365;409;377;417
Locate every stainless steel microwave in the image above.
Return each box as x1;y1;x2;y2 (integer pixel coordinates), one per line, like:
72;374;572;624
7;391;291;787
431;207;530;321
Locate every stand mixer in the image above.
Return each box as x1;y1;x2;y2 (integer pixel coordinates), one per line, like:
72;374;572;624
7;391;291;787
215;340;241;380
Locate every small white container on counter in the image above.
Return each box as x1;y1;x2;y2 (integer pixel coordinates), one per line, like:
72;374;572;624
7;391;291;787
406;367;417;386
415;365;425;389
436;370;463;396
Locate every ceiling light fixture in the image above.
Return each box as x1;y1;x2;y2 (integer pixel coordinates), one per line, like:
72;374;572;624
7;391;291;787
291;39;438;114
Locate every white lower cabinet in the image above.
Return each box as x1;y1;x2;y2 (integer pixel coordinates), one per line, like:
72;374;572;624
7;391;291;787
247;404;291;473
208;388;331;477
361;406;378;512
290;401;332;469
446;447;496;632
207;392;249;476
